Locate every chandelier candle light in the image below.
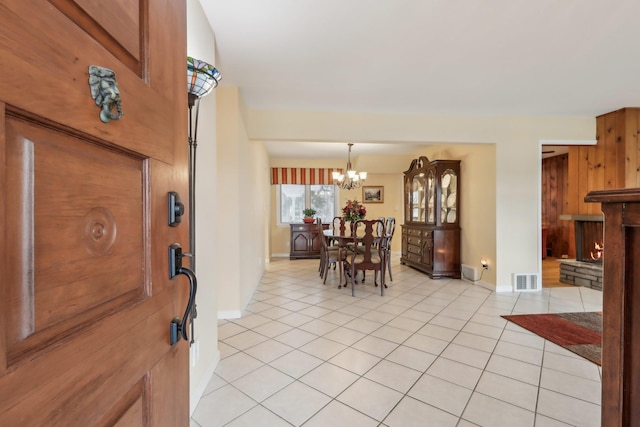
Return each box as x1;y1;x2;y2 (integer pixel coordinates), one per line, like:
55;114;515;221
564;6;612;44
333;143;367;190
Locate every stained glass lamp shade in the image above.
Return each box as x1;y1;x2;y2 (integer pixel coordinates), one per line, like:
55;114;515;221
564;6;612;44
187;57;221;99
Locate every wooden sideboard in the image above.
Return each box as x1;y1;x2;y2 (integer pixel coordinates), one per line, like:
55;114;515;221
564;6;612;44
289;223;328;259
585;188;640;426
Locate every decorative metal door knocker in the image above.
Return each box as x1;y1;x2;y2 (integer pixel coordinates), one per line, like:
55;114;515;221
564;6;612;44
88;65;124;123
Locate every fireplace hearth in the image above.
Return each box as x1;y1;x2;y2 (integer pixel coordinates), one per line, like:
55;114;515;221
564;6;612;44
558;214;604;290
559;214;604;260
559;259;602;290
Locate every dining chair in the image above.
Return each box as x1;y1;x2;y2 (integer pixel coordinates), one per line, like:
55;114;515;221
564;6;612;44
332;216;346;237
384;217;396;281
358;217;385;283
317;219;332;276
372;217;386;248
343;218;387;296
317;219;325;276
319;218;346;285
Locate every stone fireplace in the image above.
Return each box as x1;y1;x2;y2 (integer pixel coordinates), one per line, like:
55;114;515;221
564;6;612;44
558;214;603;290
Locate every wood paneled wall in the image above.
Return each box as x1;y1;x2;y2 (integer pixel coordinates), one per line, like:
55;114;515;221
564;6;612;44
543;107;640;259
542;154;570;257
568;108;640;215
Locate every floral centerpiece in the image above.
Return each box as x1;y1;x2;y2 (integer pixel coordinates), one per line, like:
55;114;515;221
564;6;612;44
342;199;366;222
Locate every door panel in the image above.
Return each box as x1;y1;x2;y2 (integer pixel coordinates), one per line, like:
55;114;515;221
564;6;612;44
5;115;146;366
103;379;146;427
310;230;323;253
50;0;143;74
292;232;310;253
0;1;177;164
0;0;189;425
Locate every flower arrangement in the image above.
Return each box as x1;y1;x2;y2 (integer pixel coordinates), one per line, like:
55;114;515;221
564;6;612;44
342;199;366;222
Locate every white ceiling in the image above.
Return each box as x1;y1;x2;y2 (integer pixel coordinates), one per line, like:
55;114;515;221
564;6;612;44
199;0;640;158
262;140;438;159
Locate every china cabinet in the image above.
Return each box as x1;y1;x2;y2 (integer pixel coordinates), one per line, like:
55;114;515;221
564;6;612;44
401;156;461;278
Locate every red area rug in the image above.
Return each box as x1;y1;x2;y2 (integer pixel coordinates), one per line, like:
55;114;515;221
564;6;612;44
501;312;602;365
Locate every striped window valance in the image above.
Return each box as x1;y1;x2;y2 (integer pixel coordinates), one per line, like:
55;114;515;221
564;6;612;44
270;167;343;185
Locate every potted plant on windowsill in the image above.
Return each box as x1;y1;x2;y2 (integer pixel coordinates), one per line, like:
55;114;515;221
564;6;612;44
302;208;317;223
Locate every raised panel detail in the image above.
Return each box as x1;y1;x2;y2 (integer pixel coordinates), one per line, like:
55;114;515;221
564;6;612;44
49;0;143;74
292;233;310;253
101;379;146;427
5;115;147;366
289;223;328;259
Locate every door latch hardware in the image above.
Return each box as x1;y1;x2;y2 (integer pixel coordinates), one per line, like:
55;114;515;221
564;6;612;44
169;243;197;345
168;191;185;227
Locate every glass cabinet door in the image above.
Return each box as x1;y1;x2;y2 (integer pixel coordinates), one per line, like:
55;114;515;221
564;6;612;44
426;171;435;224
405;178;412;222
441;169;457;224
411;174;425;222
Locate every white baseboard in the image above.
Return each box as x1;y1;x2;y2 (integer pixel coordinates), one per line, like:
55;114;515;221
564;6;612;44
218;310;242;319
496;283;515;293
190;350;220;416
475;280;495;292
271;253;289;258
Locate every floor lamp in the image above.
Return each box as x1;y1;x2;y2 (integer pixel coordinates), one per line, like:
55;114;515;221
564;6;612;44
186;56;221;271
186;56;221;343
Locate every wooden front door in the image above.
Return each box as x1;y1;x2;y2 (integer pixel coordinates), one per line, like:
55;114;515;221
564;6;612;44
0;1;190;425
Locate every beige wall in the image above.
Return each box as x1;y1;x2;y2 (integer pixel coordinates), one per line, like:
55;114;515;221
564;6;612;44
216;88;267;317
215;87;242;314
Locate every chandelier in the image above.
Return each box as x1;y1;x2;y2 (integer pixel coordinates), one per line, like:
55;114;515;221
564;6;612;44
333;143;367;190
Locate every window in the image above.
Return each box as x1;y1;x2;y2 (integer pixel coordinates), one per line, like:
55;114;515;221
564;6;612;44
279;184;336;224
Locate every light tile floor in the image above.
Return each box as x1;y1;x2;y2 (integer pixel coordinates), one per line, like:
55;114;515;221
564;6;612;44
191;256;603;427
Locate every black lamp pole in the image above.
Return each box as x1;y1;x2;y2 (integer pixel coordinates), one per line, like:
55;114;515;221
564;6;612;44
187;92;201;346
188;92;199;273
